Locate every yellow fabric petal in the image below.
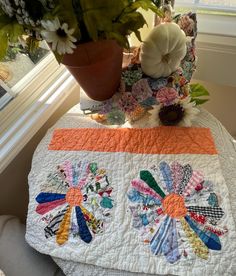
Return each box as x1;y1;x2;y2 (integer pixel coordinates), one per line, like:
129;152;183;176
56;206;72;245
180;217;209;259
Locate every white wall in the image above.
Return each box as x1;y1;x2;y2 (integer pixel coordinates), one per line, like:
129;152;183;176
193;79;236;137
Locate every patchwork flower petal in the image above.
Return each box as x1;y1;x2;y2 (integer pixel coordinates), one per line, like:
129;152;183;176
36;192;66;204
180;217;209;259
185;215;221;250
162;219;181;263
36;198;67;215
171;161;184;193
159;161;173;192
44;205;69;238
150;216;172;255
140;170;166;198
75;206;92;243
56;206;72;245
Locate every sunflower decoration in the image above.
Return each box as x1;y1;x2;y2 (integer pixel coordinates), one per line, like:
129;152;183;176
35;160;113;245
151;92;199;127
128;161;228;264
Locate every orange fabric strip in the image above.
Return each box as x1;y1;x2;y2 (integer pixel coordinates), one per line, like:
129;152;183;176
48;127;217;155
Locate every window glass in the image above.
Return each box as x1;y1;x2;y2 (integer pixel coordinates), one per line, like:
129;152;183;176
175;0;236;15
0;40;49;110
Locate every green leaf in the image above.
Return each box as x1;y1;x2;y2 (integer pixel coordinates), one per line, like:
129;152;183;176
0;14;24;42
107;31;129;48
8;23;24;43
190;83;210;98
51;0;78;30
191;98;209;105
80;0;126;41
118;11;146;35
126;0;163;17
0;14;12;29
0;31;8;61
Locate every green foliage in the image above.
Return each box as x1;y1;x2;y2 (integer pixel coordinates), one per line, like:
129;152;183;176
0;32;8;61
191;98;209;105
26;36;40;53
49;0;81;39
79;0;127;41
0;0;163;59
0;13;24;60
151;0;162;8
3;45;22;61
79;0;163;48
190;83;210;105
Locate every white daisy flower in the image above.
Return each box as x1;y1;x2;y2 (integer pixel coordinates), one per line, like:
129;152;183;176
41;17;77;55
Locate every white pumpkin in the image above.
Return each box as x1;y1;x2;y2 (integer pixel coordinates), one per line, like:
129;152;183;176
140;23;187;78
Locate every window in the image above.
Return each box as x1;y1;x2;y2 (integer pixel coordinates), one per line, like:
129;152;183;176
175;0;236;14
175;0;236;36
0;40;78;173
0;41;50;110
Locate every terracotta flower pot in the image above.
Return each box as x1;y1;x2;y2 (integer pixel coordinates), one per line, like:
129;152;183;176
62;40;123;101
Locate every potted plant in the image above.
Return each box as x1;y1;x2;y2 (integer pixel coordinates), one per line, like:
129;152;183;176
0;0;163;100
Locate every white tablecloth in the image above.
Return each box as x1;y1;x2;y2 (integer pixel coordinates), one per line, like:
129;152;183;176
30;105;236;276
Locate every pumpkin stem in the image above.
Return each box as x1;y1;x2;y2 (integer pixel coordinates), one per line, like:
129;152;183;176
162;53;170;64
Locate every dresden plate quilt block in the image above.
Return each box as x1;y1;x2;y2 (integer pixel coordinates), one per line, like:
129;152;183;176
26;127;236;276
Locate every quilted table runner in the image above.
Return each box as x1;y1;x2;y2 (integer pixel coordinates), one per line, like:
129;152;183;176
26;127;236;276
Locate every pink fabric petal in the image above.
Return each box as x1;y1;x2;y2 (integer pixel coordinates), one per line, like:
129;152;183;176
171;161;184;193
131;179;162;200
63;161;73;186
183;171;204;197
36;198;66;215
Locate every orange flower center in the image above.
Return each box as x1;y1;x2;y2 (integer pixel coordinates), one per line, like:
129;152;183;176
162;193;187;218
66;187;83;206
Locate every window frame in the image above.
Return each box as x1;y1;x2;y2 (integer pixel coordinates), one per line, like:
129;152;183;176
175;1;236;37
0;52;79;173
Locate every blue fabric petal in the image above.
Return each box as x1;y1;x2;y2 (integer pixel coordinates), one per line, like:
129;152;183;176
159;161;173;192
140;214;149;226
75;206;92;243
185;215;221;250
150;216;172;255
162;219;181;263
127;189;161;205
36;192;65;203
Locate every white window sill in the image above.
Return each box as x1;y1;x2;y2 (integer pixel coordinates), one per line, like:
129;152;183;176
197;13;236;38
0;57;79;174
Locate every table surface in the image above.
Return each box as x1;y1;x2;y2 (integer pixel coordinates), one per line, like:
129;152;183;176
31;104;236;276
